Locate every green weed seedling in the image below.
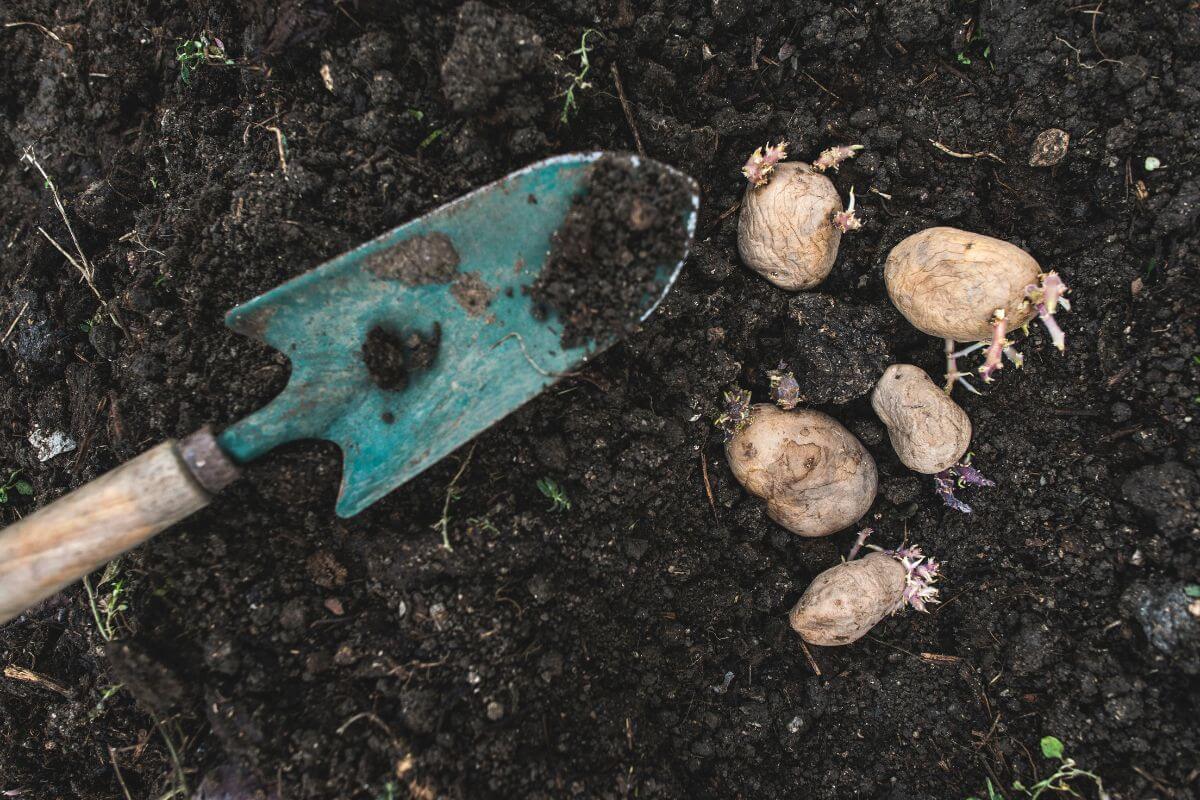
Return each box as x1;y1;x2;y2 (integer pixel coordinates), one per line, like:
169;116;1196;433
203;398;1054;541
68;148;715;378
558;29;601;124
176;33;234;83
968;736;1108;800
88;683;125;721
537;477;571;512
467;517;501;536
955;18;992;68
83;560;129;642
0;470;33;504
419;128;444;149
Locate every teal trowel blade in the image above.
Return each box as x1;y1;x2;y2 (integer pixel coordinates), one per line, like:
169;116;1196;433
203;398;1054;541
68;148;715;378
218;152;699;517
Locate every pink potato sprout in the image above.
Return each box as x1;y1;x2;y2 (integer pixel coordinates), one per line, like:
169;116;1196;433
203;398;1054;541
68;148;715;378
933;456;995;514
742;141;789;187
813;144;864;172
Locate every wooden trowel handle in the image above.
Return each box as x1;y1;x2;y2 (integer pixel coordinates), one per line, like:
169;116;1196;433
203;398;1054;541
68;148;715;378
0;428;238;626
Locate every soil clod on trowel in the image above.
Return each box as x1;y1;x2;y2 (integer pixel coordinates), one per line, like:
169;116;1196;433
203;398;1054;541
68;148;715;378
527;154;692;348
361;324;441;392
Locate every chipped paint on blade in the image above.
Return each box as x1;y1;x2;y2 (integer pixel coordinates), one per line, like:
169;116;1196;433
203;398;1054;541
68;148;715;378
218;152;698;517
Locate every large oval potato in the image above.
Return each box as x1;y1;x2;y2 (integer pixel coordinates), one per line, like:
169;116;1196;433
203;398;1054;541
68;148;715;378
789;552;906;646
871;364;971;474
884;227;1041;341
725;405;877;537
737;162;843;291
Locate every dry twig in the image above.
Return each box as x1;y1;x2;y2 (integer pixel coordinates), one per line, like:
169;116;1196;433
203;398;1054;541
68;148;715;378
432;443;477;551
610;64;645;157
797;640;822;675
110;747;135;800
799;69;840;99
1053;34;1131;71
700;449;716;519
3;21;74;52
337;712;397;739
3;664;71;696
2;301;29;344
716;201;741;222
21;149;125;333
928;139;1005;164
264;126;289;175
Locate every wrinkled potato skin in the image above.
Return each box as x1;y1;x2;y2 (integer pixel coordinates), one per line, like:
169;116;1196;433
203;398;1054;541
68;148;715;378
737;162;843;291
871;364;971;474
789;552;906;646
884;227;1041;341
725;405;877;537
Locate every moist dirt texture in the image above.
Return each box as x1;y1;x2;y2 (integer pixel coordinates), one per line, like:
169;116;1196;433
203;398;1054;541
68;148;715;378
1;1;1198;799
527;153;693;348
361;324;442;393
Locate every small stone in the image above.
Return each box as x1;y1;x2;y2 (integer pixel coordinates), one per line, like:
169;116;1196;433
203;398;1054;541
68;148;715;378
28;426;76;462
1029;128;1069;167
485;701;505;721
1144;156;1162;171
324;598;345;616
1123;582;1200;674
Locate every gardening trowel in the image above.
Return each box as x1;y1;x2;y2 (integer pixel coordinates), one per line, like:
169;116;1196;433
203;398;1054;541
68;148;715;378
0;152;698;625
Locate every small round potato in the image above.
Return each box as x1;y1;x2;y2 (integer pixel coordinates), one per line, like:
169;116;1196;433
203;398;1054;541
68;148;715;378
884;227;1041;341
871;364;971;474
725;405;877;537
789;552;906;646
737;162;843;290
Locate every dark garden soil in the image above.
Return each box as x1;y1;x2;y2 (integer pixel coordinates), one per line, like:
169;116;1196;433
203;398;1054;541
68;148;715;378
1;1;1198;798
528;153;694;347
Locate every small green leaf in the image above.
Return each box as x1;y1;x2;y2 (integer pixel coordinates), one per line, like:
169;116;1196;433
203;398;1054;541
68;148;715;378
986;777;1004;800
1184;584;1200;598
957;53;972;65
1040;735;1065;759
0;488;8;504
419;129;444;149
15;480;33;496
